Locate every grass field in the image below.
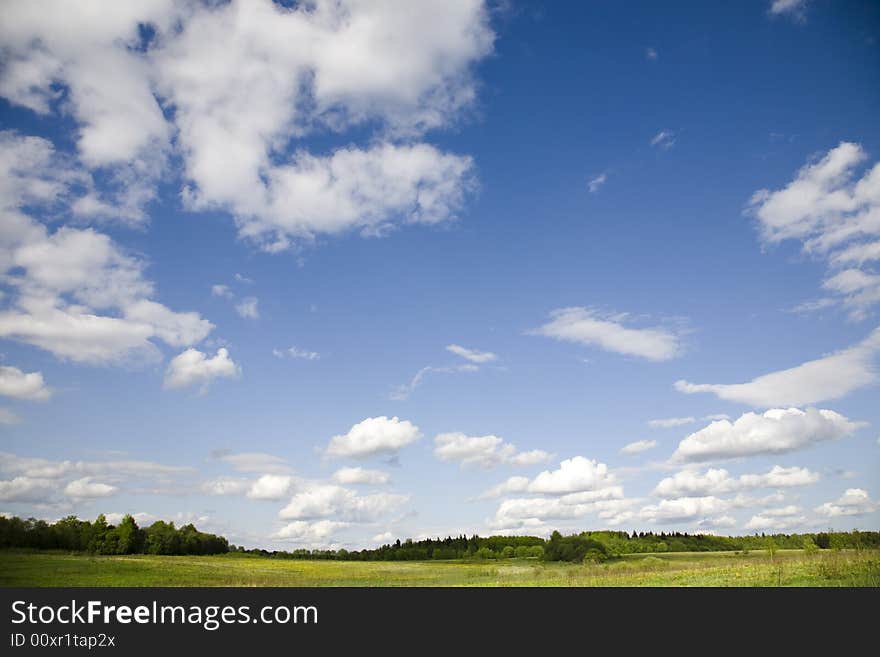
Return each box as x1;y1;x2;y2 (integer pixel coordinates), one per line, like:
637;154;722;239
1;549;878;586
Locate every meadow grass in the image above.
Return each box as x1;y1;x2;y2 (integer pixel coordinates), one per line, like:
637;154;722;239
0;549;876;587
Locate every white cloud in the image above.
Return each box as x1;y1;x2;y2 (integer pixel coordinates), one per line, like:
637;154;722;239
672;408;863;463
648;417;695;428
0;476;56;502
0;1;494;250
234;297;259;320
489;491;631;529
745;505;807;530
164;348;241;392
445;344;497;364
0;451;194;481
654;465;819;498
332;467;390;486
747;142;880;319
103;512;159;527
325;416;420;459
769;0;808;19
478;476;531;499
64;476;116;499
372;531;394;543
696;515;737;530
814;488;877;517
638;496;735;524
674;328;880;407
0;409;21;425
279;484;407;522
273;346;320;360
0;451;196;506
213;452;289;475
433;432;551;469
0;133;213;365
247;474;294;500
154;1;490;250
0;5;170;222
0;365;51;401
273;519;348;544
211;284;233;298
738;465;820;489
527;457;617;495
645;48;658;61
201;477;250;496
532;307;682;361
620;439;657;455
650;130;675;149
390;363;478;400
588;173;607;193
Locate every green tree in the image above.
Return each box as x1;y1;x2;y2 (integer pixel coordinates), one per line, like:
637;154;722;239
802;536;818;555
116;515;143;554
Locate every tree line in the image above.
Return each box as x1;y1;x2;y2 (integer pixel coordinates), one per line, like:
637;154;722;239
2;514;876;562
0;514;229;555
232;529;879;563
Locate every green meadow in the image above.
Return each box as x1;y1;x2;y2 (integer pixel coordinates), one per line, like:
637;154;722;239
1;549;877;587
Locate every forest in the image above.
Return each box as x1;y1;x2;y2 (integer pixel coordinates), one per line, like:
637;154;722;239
0;514;228;555
1;514;877;562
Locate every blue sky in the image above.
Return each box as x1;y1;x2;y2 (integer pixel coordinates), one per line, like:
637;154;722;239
0;0;878;548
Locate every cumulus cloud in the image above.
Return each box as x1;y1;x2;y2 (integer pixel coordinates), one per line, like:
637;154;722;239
325;416;420;459
478;456;636;534
0;365;51;401
445;344;497;364
279;484;408;522
478;476;531;499
489;491;631;530
247;474;294;500
814;488;877;517
433;432;551;469
64;477;116;499
637;496;732;524
273;519;348;544
744;505;807;530
0;476;56;503
672;408;863;463
0;133;213;365
164;348;241;392
747;142;880;319
620;439;658;455
0;1;494;250
525;457;617;495
532;307;682;361
654;465;819;498
332;467;390;486
674;328;880;407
